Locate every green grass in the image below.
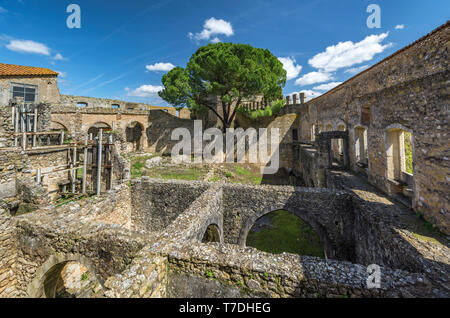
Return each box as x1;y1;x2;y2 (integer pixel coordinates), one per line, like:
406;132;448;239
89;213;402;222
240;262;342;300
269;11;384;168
81;272;89;281
129;154;158;179
235;166;252;177
131;161;146;179
162;168;206;180
246;210;325;258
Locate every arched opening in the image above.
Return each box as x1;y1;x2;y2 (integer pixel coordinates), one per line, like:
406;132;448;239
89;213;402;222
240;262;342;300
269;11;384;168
47;262;102;298
29;255;104;298
125;121;144;151
87;122;111;139
201;224;221;243
245;209;325;258
50;121;69;133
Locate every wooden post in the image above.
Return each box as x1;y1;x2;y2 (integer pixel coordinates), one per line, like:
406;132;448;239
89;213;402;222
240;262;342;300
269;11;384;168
22;132;26;151
32;107;38;147
14;105;18;147
20;104;25;133
36;168;41;184
96;129;103;195
82;136;88;194
108;135;114;190
72;145;77;193
26;105;31;133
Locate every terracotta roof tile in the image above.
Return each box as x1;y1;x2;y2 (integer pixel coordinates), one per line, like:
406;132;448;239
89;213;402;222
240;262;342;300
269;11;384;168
0;63;58;77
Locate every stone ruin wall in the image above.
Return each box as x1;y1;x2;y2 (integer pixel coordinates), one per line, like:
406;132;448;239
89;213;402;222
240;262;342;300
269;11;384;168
107;179;441;298
1;178;447;298
305;23;449;234
241;22;449;234
0;183;139;297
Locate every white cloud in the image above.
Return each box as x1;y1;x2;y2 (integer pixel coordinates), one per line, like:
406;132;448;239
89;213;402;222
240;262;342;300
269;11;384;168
55;70;67;78
313;82;343;91
295;71;333;86
146;62;175;72
395;24;405;30
278;57;302;81
53;53;66;61
128;85;163;97
289;90;322;102
210;37;221;43
189;17;234;42
308;33;391;72
6;39;51;55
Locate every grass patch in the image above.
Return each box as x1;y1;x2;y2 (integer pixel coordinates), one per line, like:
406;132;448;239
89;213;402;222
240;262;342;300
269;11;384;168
162;168;206;180
55;193;93;207
235;166;252;177
131;161;146;179
246;210;325;258
81;272;89;281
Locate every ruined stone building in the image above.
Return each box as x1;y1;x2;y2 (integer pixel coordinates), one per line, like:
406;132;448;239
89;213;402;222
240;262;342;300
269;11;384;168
0;22;448;298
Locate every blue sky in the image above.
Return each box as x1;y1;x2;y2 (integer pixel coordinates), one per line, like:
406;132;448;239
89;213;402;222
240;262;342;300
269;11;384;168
0;0;448;106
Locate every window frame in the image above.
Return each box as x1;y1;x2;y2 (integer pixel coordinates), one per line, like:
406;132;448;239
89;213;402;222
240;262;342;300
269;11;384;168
10;82;39;103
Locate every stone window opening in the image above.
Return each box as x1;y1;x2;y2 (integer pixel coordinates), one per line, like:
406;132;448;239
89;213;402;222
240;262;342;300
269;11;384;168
111;104;120;109
336;124;346;161
354;126;368;168
311;124;317;142
77;102;87;108
385;127;414;201
125;122;144;152
292;129;298;142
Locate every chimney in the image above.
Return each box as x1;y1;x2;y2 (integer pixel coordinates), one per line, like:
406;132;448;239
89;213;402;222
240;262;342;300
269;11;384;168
299;93;306;104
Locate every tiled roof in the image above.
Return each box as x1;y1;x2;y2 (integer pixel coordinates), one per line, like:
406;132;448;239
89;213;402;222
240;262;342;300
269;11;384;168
0;63;58;77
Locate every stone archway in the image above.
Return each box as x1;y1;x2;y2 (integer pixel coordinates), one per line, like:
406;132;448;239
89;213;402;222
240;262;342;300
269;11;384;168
238;204;332;259
201;224;221;243
125;121;144;152
87;122;112;139
50;121;69;132
28;253;104;298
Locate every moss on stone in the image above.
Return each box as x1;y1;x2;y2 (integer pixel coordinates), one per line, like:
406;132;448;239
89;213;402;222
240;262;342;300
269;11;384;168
15;202;37;216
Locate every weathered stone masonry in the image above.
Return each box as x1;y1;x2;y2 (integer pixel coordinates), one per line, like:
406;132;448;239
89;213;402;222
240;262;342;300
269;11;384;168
240;22;449;234
1;179;447;298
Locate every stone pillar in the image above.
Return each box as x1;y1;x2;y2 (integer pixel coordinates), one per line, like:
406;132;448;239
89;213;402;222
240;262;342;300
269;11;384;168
300;93;306;104
286;95;291;105
292;94;298;105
